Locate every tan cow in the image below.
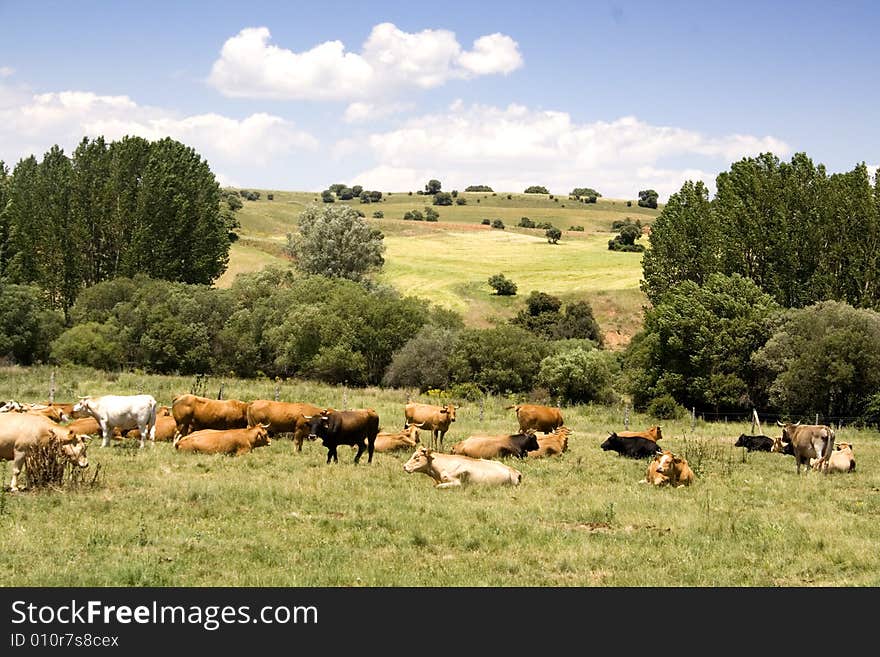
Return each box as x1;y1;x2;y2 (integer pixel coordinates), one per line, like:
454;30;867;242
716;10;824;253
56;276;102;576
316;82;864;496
616;425;663;442
527;426;571;458
173;424;271;456
506;404;564;434
373;423;422;452
0;413;88;491
403;446;522;488
640;450;695;487
171;394;249;437
404;402;457;449
811;442;855;473
450;431;539;459
246;400;323;452
773;421;835;474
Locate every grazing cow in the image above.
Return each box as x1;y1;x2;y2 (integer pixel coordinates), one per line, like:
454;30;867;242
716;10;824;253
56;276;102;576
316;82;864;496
450;431;539;459
615;425;663;442
305;408;380;464
171;394;249;437
173;424;271;456
772;421;835;474
734;434;774;452
0;413;88;491
404;402;457;450
72;394;158;449
640;450;695;487
372;423;422;453
506;404;564;434
403;446;522;488
811;442;855;473
600;432;663;459
528;426;571;458
246;400;323;452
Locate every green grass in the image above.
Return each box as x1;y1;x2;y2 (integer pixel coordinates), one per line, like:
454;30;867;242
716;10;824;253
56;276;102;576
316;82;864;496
2;364;879;587
223;189;656;341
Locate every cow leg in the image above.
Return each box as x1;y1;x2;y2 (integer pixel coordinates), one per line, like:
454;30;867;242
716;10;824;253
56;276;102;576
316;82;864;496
326;446;338;464
101;423;112;448
353;441;365;464
10;449;26;491
367;435;376;464
436;472;463;488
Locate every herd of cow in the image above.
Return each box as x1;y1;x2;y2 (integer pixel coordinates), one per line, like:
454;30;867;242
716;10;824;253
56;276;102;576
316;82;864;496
0;392;857;492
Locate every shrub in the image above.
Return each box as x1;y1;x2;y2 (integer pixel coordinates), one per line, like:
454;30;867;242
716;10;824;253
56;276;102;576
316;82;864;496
537;348;619;405
491;219;505;230
524;186;549;194
545;227;562;244
646;394;687;420
569;225;584;231
455;197;467;205
518;217;535;228
481;218;490;225
372;211;384;218
488;273;517;296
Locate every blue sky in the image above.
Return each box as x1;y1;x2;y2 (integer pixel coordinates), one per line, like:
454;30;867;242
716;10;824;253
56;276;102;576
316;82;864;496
1;0;878;199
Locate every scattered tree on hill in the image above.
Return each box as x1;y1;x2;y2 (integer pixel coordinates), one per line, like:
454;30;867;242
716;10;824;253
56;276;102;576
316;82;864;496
488;273;517;296
433;191;453;206
491;219;505;229
524;185;549;194
638;189;659;209
321;190;335;203
425;179;442;195
608;221;645;252
571;187;602;198
518;217;535;228
546;227;562;244
287;204;385;282
465;185;493;192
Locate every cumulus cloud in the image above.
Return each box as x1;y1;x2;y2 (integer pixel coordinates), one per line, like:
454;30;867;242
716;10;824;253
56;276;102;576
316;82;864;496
208;23;523;102
0;66;14;78
343;101;414;123
0;87;318;177
350;103;790;200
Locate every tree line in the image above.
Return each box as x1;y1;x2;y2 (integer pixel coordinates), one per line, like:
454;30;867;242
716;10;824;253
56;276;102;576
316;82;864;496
0;136;232;319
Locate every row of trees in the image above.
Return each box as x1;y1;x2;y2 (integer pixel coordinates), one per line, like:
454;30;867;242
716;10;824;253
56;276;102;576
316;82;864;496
0;136;231;318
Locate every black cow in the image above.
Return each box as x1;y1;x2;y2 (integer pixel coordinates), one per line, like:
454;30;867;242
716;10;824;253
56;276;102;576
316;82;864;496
734;434;774;452
600;433;662;459
305;408;380;464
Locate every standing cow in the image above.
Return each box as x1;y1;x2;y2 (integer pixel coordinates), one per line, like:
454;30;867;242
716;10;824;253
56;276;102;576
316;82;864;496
1;413;89;491
506;404;564;434
246;400;322;452
404;402;457;450
306;408;380;464
773;421;835;474
171;394;249;437
72;394;158;448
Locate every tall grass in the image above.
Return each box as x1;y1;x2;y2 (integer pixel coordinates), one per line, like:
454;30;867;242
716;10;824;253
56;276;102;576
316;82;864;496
2;365;878;586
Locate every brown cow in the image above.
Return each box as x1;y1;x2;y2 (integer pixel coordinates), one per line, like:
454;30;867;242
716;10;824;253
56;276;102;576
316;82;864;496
0;401;68;423
246;400;323;452
124;414;179;442
506;404;564;434
0;413;88;491
616;425;663;442
773;421;835;474
171;394;249;437
811;442;855;473
450;431;539;459
372;423;422;452
404;402;457;450
527;426;571;458
173;424;271;456
640;450;695;487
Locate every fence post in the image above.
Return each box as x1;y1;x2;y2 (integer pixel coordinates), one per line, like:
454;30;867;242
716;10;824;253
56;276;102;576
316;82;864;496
49;369;56;403
815;413;819;425
218;383;224;400
343;383;348;410
624;403;630;430
691;407;696;432
479;396;484;423
274;381;280;401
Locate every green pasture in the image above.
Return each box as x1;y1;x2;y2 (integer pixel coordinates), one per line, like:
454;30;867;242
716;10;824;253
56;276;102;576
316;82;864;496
221;189;654;338
2;365;879;587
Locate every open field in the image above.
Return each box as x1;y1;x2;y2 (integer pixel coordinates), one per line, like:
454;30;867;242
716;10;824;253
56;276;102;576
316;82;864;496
2;365;879;587
221;189;656;343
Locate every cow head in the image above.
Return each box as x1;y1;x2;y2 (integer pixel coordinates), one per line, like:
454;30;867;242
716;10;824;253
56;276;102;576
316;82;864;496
60;434;89;469
72;397;94;416
403;446;433;474
304;410;332;441
520;430;540;452
652;426;663;441
404;423;422;444
734;434;748;448
654;451;676;476
441;405;457;423
600;433;619;451
253;423;272;447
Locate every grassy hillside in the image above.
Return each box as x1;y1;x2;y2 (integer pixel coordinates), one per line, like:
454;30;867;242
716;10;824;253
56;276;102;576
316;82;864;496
222;189;659;346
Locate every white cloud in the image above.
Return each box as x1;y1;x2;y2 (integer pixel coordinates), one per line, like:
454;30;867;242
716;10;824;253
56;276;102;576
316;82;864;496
0;66;14;78
343;101;414;123
208;23;523;101
351;103;790;200
0;87;319;177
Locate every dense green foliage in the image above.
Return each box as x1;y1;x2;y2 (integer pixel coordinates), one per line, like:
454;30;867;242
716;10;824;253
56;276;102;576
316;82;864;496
524;185;549;194
0;283;64;364
536;347;619;404
638;189;659;208
286;204;385;282
464;185;493;192
511;291;603;346
488;273;517;296
1;136;229;316
571;187;602;198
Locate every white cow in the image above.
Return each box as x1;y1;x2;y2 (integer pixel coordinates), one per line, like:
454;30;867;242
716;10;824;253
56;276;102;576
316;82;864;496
403;446;522;488
73;394;158;448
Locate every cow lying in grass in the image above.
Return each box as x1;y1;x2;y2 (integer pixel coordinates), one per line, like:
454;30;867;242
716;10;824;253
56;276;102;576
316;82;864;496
528;426;571;458
450;431;539;459
403;446;522;488
640;450;695;488
811;441;855;473
173;424;271;456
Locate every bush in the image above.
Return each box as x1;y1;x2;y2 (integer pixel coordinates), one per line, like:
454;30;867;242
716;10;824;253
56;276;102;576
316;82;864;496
465;185;493;192
424;207;439;222
569;225;584;231
50;321;127;370
449;382;485;403
267;193;274;201
372;211;384;218
404;210;424;221
449;325;549;395
646;394;687;420
491;219;505;230
383;326;457;392
537;347;619;405
488;273;517;296
545;227;562;244
455;197;467;205
433;192;453;206
518;217;535;228
481;218;490;225
0;284;65;365
524;186;549;194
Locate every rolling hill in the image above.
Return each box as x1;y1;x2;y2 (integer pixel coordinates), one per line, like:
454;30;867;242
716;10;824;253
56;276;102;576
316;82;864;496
218;188;660;348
